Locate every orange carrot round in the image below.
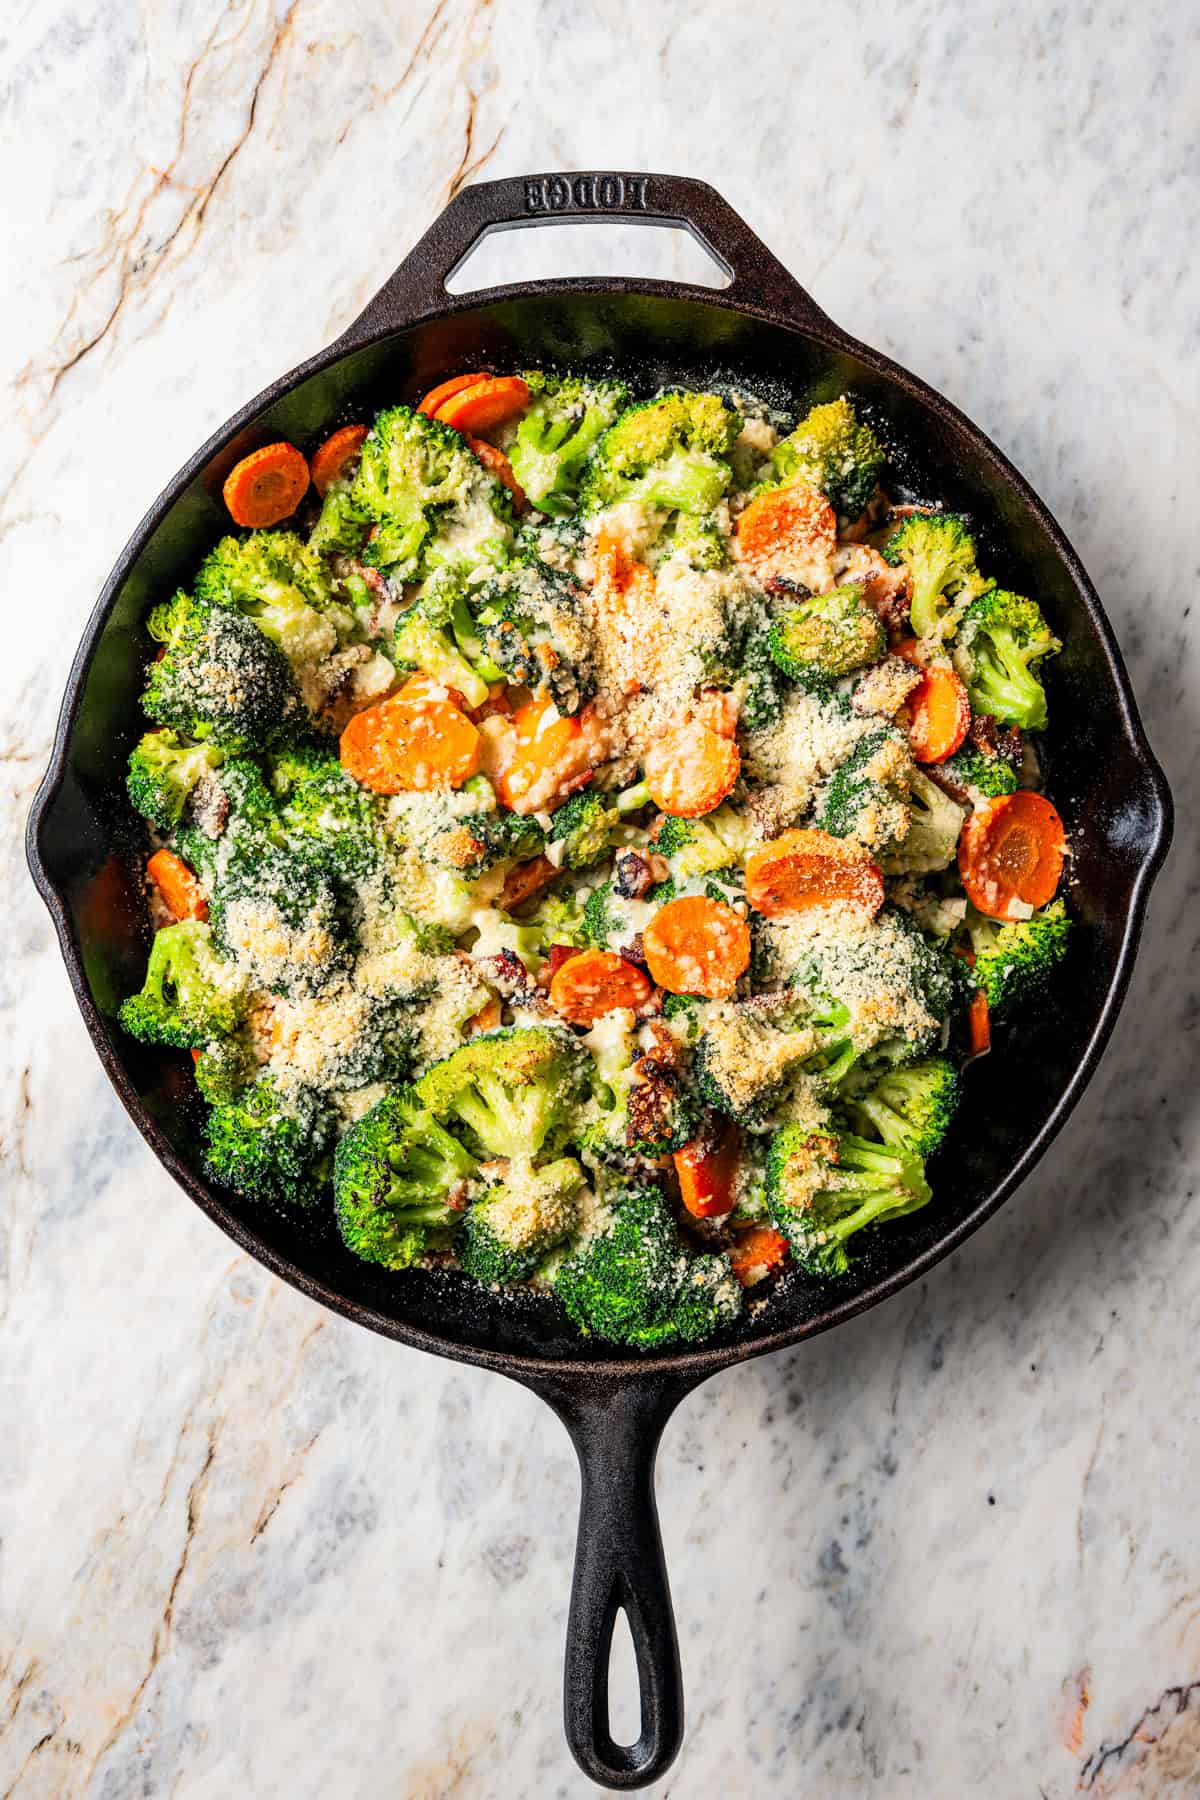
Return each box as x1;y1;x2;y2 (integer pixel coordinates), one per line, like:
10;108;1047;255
434;375;530;436
728;1224;789;1284
549;948;652;1026
735;477;836;585
958;791;1066;921
466;435;527;510
905;664;970;763
310;424;368;496
339;675;481;794
644;725;740;819
222;442;310;528
643;896;750;999
745;828;884;918
493;693;591;813
967;987;992;1058
674;1120;741;1219
146;848;208;922
467;996;503;1035
417;372;491;416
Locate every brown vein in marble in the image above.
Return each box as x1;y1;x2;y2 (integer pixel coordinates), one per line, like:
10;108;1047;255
1079;1677;1200;1789
0;1727;60;1800
333;0;452;149
446;0;504;202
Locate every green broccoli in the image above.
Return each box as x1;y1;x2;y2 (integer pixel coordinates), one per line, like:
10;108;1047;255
738;627;789;731
815;725;912;854
352;404;513;579
763;397;885;519
661;509;730;570
694;997;855;1130
142;591;302;749
416;1026;590;1159
579;390;740;520
850;1056;960;1157
420;792;547;882
882;513;990;641
554;1182;741;1349
459;1156;587;1283
119;921;246;1049
332;1089;477;1268
204;1074;333;1207
471;555;595;716
661;993;702;1039
766;584;886;683
208;839;351;999
393;601;491;710
194;532;353;672
308;483;371;557
879;768;965;874
527;888;591;950
954;589;1061;731
508;372;630;515
766;1125;931;1277
651;806;749;878
126;729;225;832
963;899;1071;1015
581;878;671;951
938;741;1019;798
268;743;384;879
192;1032;257;1105
549;791;620;871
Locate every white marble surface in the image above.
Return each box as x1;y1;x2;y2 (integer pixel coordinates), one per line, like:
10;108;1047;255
2;1;1198;1793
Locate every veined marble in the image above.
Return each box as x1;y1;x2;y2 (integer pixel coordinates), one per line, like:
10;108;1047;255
2;1;1197;1793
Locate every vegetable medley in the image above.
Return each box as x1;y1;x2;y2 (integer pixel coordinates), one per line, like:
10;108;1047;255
120;367;1071;1350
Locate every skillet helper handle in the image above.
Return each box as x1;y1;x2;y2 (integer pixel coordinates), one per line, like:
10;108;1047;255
340;170;830;334
533;1373;692;1789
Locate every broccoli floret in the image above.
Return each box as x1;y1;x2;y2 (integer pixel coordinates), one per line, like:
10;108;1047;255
209;839;351;999
554;1182;741;1349
878;768;965;875
850;1056;960;1157
738;627;790;730
580;391;740;520
352;404;513;579
964;899;1071;1016
661;510;729;570
938;741;1019;798
194;532;354;672
882;513;990;642
332;1088;477;1268
787;907;967;1070
393;602;491;710
126;729;225;832
119;921;246;1049
143;591;302;749
661;993;702;1039
694;997;854;1130
508;372;630;516
416;1026;589;1159
763;397;885;519
815;725;912;854
652;805;750;878
582;1022;699;1161
766;1125;930;1276
581;878;670;952
548;791;619;871
471;555;595;715
192;1032;257;1104
308;482;371;557
268;743;384;879
954;589;1061;731
527;888;591;950
459;1155;587;1283
423;803;547;882
204;1074;332;1207
766;584;885;683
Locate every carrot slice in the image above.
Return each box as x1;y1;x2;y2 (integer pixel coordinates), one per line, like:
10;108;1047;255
549;948;652;1027
222;442;310;528
735;477;836;585
493;693;591;813
967;988;991;1058
674;1120;741;1219
958;791;1065;920
310;424;368;496
146;847;208;923
643;896;750;1000
728;1224;789;1284
417;372;491;417
467;996;503;1036
466;436;527;510
644;725;740;819
745;828;884;918
906;664;970;764
339;674;481;794
434;375;530;437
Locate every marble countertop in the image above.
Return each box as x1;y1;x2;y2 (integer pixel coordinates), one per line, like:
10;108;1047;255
2;0;1197;1793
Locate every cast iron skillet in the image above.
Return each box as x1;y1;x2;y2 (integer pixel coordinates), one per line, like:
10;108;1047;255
27;173;1172;1788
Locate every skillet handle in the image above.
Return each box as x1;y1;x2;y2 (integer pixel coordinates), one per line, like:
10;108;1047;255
529;1371;695;1789
339;170;829;335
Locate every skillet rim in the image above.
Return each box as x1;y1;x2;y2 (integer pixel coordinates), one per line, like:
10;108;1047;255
26;271;1174;1385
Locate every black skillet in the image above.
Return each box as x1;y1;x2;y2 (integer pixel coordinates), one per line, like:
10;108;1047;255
26;173;1172;1788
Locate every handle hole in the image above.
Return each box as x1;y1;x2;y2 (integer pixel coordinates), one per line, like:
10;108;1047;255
444;221;732;295
607;1604;642;1749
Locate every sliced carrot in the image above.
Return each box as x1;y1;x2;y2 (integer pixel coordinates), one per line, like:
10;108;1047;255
467;436;527;510
643;896;750;1000
958;791;1066;921
467;996;503;1035
735;477;836;586
498;854;558;911
745;828;884;918
339;673;481;794
222;442;310;528
310;424;368;496
967;988;991;1058
674;1120;741;1219
493;692;591;814
434;375;530;437
417;372;491;417
728;1224;789;1285
644;725;740;819
906;664;970;764
147;847;208;923
549;948;652;1027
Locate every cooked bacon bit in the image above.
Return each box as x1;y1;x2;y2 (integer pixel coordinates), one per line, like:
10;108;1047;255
640;1019;686;1072
625;1065;682;1150
968;711;1023;767
498;854;559;911
546;944;583;977
613;848;669;900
